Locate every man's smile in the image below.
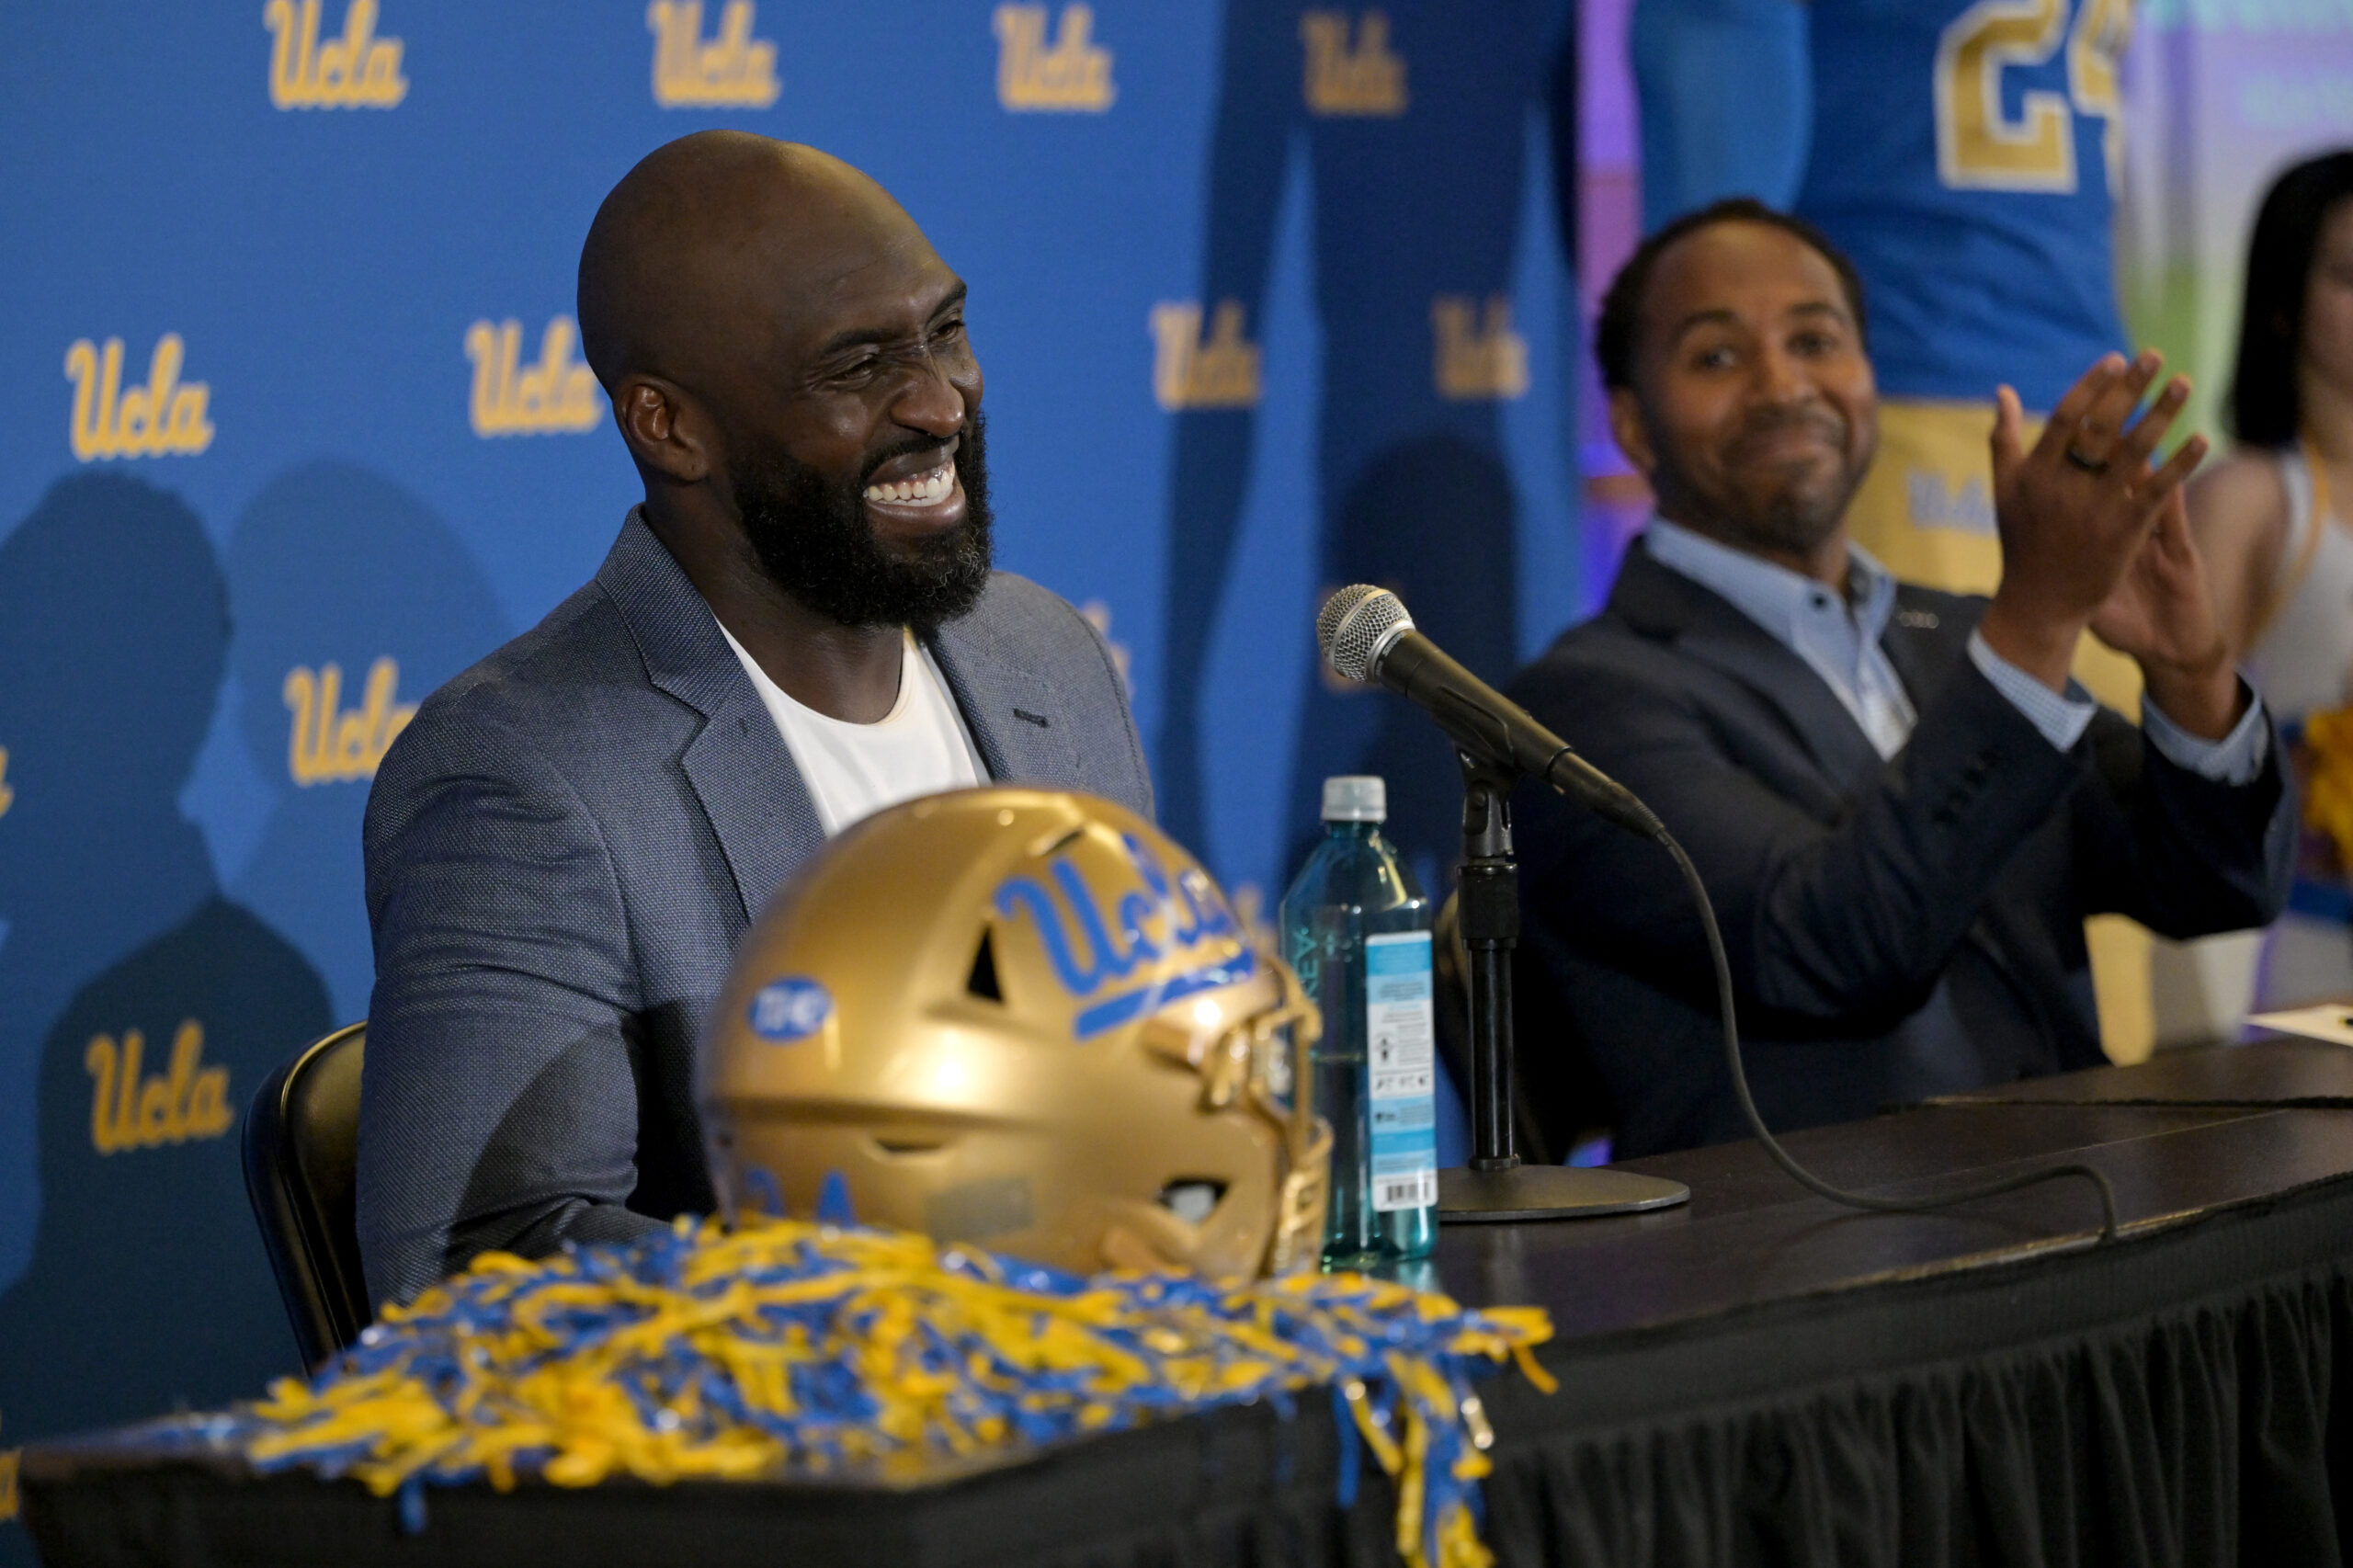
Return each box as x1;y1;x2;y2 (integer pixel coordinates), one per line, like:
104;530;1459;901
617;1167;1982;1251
860;437;965;528
1724;412;1846;470
862;459;958;508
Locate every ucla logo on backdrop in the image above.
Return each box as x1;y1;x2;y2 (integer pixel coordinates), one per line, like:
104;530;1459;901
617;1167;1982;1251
85;1020;233;1156
992;833;1245;1039
1431;295;1528;401
994;4;1115;112
1149;301;1262;411
265;0;408;110
1907;470;1996;534
0;746;13;821
284;657;416;786
466;316;602;437
63;335;215;462
1301;9;1407;116
648;0;779;108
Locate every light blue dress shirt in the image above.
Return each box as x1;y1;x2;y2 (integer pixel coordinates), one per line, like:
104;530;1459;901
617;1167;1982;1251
1642;518;2268;782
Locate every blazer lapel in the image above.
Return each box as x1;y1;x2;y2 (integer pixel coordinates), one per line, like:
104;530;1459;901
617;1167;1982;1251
1879;588;1972;710
595;511;824;925
1612;544;1883;790
926;582;1084;787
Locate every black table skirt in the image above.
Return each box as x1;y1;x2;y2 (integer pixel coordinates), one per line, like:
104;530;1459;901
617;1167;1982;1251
29;1155;2353;1568
1472;1176;2353;1567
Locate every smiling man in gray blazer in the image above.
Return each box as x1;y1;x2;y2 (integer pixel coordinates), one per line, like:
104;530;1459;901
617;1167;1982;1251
357;132;1152;1306
1507;199;2293;1159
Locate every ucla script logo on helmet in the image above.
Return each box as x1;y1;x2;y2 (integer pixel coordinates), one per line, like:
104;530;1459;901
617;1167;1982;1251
993;833;1252;1040
748;977;833;1042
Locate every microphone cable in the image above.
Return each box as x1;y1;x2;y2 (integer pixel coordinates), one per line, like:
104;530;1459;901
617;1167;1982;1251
1628;796;2120;1241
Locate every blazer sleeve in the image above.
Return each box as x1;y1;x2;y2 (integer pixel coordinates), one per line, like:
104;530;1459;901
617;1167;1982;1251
357;699;665;1309
1512;644;2093;1028
2067;701;2294;937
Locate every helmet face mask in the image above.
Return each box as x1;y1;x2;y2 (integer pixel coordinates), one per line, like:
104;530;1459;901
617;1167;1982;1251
700;789;1332;1284
1132;958;1329;1278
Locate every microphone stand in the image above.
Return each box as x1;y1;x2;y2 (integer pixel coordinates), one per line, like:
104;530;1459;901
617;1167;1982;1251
1437;751;1691;1221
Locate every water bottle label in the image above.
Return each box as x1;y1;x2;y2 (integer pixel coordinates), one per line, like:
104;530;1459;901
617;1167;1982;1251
1364;931;1438;1212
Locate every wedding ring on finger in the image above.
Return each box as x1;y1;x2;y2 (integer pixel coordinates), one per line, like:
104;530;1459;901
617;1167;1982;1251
2063;445;2111;474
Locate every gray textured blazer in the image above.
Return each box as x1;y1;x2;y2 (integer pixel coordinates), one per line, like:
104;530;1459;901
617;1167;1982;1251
358;512;1153;1305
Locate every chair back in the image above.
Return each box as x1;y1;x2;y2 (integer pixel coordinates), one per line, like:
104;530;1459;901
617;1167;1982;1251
242;1023;371;1368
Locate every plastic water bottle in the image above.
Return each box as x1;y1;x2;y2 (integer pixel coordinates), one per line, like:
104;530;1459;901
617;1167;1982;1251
1279;776;1438;1267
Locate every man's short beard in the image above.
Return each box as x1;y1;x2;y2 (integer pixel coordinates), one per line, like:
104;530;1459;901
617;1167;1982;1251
1649;406;1867;561
727;414;994;633
1711;484;1849;560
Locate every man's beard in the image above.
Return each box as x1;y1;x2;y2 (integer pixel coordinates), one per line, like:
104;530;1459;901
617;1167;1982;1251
728;414;994;633
1708;480;1847;561
1654;405;1868;559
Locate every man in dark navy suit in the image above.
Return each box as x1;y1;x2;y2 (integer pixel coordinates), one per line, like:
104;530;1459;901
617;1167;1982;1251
1507;199;2294;1157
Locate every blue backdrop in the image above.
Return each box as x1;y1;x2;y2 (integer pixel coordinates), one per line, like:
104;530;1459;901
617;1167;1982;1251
0;0;1586;1520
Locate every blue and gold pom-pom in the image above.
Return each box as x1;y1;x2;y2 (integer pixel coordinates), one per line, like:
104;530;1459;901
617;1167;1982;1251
224;1218;1553;1568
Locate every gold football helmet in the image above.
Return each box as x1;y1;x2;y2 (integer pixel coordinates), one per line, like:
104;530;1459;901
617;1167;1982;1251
700;788;1331;1283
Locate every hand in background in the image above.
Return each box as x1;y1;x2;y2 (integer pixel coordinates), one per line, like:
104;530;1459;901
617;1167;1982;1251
2090;489;2245;738
1979;351;2209;692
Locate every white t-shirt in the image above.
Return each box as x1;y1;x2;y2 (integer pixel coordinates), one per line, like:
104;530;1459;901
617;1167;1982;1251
716;620;986;835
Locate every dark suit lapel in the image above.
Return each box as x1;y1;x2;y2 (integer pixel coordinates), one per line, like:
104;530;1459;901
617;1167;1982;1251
1612;543;1883;789
595;511;824;925
1878;589;1970;710
926;583;1083;787
1873;589;2057;1051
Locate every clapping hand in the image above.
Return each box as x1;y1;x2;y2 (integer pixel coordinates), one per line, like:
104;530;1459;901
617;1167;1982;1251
1978;352;2234;736
2087;488;2244;737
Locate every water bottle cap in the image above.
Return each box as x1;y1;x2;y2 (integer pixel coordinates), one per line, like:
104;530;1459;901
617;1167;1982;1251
1321;775;1386;823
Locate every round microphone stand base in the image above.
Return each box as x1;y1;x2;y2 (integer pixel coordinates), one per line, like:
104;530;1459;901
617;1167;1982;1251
1437;1163;1690;1222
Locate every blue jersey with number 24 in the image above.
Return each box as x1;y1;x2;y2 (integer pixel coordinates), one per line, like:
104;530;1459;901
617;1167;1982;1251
1793;0;2131;410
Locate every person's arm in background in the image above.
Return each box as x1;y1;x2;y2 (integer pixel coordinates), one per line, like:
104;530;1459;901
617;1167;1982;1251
2185;453;2292;663
1630;0;1811;230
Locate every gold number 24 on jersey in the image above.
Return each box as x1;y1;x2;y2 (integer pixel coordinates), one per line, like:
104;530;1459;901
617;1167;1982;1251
1935;0;2130;194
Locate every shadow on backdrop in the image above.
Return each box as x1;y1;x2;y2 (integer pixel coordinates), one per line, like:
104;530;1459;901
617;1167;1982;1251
225;461;510;1023
0;474;331;1566
1158;0;1564;886
0;473;242;1289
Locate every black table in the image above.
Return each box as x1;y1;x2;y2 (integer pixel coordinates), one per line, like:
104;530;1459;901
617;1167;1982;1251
27;1074;2353;1567
1927;1033;2353;1109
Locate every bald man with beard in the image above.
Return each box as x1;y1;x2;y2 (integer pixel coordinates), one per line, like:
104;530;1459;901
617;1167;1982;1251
356;132;1151;1306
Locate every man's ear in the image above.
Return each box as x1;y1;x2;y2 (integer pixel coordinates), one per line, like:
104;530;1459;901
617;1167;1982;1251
1607;387;1657;481
615;376;713;484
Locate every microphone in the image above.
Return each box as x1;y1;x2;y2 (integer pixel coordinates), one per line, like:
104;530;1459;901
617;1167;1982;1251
1316;585;1658;839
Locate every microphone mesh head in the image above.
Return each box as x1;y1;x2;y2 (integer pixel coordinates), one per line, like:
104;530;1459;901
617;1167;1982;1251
1316;585;1413;684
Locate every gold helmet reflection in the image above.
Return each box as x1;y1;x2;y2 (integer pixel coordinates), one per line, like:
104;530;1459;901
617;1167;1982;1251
699;788;1331;1283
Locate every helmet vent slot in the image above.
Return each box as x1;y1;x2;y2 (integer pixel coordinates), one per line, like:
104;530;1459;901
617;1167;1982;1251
873;1134;949;1155
966;929;1004;1002
1158;1179;1227;1226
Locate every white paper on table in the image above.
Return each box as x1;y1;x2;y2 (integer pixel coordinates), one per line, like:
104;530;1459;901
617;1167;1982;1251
2247;1005;2353;1047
